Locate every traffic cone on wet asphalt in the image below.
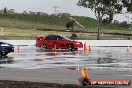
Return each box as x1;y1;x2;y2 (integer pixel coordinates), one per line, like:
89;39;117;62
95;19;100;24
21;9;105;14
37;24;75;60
88;45;92;52
84;41;92;53
127;46;130;52
84;41;87;52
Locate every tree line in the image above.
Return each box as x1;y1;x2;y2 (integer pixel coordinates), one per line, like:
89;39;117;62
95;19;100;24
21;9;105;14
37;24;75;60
0;7;97;28
77;0;132;40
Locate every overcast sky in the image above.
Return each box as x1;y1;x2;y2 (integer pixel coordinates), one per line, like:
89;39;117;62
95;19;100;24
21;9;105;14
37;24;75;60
0;0;131;23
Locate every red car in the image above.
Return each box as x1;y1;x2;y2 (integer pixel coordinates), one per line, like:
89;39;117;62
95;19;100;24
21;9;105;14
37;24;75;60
35;35;83;50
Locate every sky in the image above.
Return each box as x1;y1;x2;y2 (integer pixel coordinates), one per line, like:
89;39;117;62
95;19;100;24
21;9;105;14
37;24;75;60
0;0;131;23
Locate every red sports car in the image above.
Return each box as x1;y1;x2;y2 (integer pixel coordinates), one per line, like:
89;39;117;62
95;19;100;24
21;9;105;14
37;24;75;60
35;35;83;50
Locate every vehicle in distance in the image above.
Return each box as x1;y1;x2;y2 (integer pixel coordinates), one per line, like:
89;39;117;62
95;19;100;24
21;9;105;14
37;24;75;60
36;35;83;50
0;42;14;56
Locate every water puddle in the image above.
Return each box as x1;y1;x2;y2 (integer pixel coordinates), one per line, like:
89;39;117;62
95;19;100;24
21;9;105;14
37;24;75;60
0;46;131;72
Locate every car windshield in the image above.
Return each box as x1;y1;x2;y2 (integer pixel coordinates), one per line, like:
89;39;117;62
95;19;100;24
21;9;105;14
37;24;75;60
61;35;70;40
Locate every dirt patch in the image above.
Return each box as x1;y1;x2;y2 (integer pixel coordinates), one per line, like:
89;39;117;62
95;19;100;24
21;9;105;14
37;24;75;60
0;80;79;88
0;80;113;88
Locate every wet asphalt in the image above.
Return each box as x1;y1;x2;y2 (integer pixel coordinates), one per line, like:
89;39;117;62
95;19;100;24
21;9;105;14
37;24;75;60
0;46;132;87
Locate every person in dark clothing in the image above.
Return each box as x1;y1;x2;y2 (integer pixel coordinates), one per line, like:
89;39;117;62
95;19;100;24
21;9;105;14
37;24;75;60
71;32;77;40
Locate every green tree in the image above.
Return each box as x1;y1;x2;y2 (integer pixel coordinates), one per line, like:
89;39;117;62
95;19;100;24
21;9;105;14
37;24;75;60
122;0;132;12
122;0;131;24
77;0;123;40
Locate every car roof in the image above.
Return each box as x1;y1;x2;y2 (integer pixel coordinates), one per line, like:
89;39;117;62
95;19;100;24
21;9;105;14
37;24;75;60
47;34;59;36
46;34;63;37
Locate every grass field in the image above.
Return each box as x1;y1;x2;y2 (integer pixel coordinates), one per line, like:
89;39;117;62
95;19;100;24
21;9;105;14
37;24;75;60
0;27;131;40
0;16;131;40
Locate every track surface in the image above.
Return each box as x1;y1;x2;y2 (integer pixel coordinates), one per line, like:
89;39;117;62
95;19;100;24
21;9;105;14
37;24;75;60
0;46;131;87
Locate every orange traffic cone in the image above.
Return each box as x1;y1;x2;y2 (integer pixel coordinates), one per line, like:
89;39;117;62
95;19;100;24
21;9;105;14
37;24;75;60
84;41;87;52
88;45;92;51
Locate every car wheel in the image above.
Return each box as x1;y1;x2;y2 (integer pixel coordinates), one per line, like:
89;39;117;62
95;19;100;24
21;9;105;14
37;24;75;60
67;44;74;51
41;44;47;49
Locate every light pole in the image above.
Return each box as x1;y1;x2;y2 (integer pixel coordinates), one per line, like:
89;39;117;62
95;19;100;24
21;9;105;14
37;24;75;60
53;6;59;16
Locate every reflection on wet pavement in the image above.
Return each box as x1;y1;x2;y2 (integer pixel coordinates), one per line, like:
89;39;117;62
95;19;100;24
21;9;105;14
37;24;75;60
0;46;132;71
97;58;114;64
0;57;14;64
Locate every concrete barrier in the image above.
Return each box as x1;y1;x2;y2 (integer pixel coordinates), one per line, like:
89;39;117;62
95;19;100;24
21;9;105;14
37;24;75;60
0;40;35;46
78;40;132;47
0;40;132;47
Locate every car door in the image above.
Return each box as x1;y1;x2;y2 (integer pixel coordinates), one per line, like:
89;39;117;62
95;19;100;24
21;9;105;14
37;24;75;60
45;35;54;48
45;35;60;48
50;35;60;48
55;36;67;48
49;35;64;48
